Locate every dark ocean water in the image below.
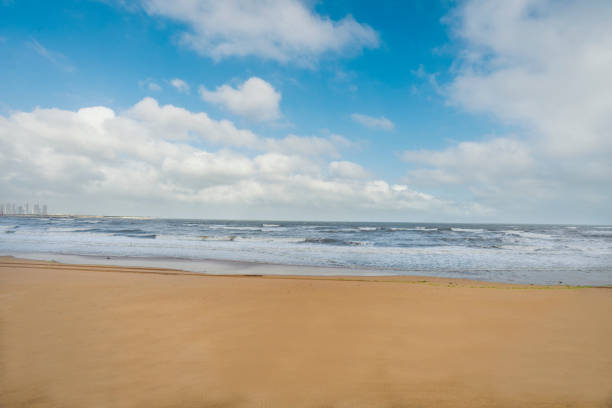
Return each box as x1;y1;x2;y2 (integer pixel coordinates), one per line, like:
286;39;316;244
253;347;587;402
1;216;611;285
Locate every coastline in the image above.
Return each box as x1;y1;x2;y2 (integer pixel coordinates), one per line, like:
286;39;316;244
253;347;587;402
1;256;611;407
3;217;611;286
6;252;610;287
0;255;605;289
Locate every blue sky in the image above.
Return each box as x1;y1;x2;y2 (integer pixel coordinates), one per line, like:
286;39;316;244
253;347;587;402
1;0;611;223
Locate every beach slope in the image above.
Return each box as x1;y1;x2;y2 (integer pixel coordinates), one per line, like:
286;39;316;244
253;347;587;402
1;257;611;407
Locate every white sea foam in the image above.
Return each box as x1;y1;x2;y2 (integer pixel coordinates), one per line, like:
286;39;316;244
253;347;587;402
235;236;304;243
502;230;552;240
389;227;438;231
208;225;262;231
451;228;485;233
200;235;239;241
582;230;612;236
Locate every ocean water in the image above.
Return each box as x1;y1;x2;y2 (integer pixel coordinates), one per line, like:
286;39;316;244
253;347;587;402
1;216;611;285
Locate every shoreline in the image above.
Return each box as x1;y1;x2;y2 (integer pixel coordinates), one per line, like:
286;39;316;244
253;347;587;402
0;255;594;289
4;252;609;287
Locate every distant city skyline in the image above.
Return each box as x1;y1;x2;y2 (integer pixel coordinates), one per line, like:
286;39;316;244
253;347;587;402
1;202;48;216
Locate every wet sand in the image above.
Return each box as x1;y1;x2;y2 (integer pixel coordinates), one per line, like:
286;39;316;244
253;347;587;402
1;256;611;407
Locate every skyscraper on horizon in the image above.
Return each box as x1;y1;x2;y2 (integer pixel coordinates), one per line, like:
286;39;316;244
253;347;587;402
0;202;48;216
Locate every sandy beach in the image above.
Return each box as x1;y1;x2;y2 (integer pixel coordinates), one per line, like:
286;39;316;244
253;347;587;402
0;256;611;407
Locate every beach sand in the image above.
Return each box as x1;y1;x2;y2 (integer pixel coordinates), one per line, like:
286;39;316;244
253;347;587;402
0;256;611;407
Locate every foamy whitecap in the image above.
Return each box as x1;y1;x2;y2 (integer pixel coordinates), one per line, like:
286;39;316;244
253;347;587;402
451;228;485;233
502;230;553;240
208;225;262;231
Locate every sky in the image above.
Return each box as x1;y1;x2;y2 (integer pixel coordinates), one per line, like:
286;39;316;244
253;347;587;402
0;0;611;223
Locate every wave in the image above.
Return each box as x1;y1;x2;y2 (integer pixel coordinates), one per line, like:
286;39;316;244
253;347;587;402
390;227;438;231
115;234;156;239
75;228;151;235
451;228;485;233
502;230;552;239
262;224;280;227
66;227;157;239
302;237;367;246
580;231;612;238
46;227;83;232
200;235;238;241
208;225;262;231
236;236;303;243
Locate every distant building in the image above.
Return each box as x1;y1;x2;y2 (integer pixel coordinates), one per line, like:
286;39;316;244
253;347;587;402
0;201;49;216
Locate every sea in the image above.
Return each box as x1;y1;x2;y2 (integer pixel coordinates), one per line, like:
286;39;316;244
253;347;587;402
1;216;611;285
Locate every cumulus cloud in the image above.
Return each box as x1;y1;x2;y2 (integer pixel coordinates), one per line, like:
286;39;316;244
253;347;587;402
0;98;466;220
200;77;281;121
264;134;342;157
126;97;258;147
401;0;612;222
328;161;369;180
447;0;612;156
170;78;190;93
351;113;394;131
137;0;379;66
403;138;534;185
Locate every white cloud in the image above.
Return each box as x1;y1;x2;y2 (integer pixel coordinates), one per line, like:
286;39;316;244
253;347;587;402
0;98;466;220
403;138;534;185
126;97;258;147
264;134;340;157
138;78;162;92
351;113;394;131
447;0;612;156
400;0;612;222
170;78;190;93
148;82;161;91
200;77;281;121
328;161;369;179
137;0;379;66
